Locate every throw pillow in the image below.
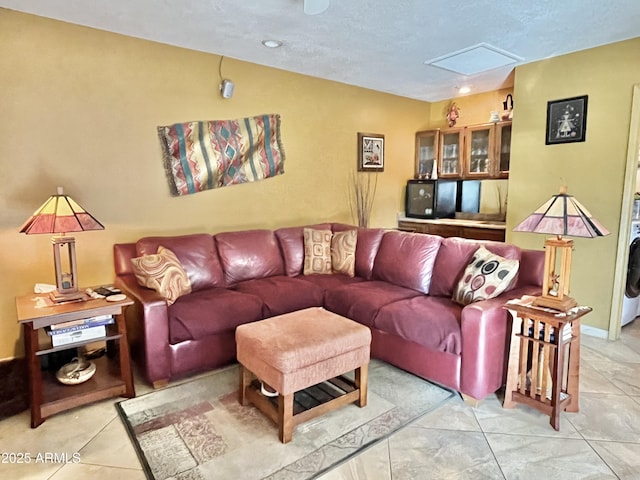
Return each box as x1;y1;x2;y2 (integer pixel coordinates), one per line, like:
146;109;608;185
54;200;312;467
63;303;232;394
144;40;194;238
131;246;192;305
303;228;333;275
331;229;357;277
452;246;519;305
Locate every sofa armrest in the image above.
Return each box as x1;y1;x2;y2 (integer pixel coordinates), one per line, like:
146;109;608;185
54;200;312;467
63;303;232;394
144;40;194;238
459;285;541;400
114;274;171;385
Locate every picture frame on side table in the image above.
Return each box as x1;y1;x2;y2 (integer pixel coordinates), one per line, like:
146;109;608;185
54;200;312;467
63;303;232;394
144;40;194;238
545;95;588;145
357;133;385;172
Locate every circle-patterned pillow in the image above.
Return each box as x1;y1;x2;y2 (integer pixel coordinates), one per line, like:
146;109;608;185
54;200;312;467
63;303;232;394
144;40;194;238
452;246;520;305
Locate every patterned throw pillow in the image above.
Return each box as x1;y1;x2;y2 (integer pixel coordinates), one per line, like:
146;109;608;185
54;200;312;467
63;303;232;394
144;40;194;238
331;230;357;277
303;228;333;275
131;246;192;305
453;246;519;305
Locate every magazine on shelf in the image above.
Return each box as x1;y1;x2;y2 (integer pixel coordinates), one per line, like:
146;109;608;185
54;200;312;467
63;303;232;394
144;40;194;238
51;325;107;347
48;315;114;334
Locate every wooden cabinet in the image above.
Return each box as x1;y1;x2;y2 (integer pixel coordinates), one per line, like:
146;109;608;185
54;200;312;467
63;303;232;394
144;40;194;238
415;130;439;178
438;128;464;178
414;121;511;180
495;121;512;178
464;124;495;178
397;219;505;242
16;293;135;427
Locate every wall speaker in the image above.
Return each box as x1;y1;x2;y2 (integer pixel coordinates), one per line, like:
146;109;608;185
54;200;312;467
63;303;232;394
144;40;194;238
220;79;235;99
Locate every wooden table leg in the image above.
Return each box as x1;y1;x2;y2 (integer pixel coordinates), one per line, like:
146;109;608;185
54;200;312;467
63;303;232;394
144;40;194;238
279;393;294;444
24;323;43;428
550;334;565;431
565;318;581;413
116;312;135;398
355;363;368;407
503;311;522;409
238;364;251;406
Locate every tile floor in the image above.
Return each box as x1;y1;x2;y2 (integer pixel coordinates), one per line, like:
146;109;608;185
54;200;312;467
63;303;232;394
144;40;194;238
1;320;639;480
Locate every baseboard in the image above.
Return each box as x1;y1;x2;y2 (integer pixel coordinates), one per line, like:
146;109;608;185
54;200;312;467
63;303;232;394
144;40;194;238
581;324;608;339
0;357;28;420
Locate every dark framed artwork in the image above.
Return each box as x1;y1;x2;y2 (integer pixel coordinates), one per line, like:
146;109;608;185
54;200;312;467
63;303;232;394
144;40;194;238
357;133;384;172
545;95;588;145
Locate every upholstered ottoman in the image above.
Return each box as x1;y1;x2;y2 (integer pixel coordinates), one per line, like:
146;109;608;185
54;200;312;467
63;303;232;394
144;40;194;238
236;307;371;443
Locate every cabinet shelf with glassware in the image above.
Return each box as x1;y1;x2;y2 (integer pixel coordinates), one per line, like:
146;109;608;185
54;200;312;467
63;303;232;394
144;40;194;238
414;121;511;180
463;121;512;179
415;130;440;179
438;128;465;179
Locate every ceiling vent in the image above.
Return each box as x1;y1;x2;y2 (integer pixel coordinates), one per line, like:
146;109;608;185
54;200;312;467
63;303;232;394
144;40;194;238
425;43;522;75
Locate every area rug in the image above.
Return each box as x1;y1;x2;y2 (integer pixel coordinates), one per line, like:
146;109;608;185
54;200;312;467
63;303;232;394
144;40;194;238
117;359;454;480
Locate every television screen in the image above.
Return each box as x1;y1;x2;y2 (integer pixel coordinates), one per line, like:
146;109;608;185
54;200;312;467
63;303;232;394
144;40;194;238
405;179;457;219
405;180;436;218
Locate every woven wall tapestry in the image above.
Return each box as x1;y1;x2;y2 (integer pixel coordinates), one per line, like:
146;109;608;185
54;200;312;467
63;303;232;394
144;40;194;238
157;114;285;196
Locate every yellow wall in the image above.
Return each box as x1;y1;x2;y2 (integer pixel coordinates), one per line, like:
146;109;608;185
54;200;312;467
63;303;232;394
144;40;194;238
0;9;431;359
508;38;640;331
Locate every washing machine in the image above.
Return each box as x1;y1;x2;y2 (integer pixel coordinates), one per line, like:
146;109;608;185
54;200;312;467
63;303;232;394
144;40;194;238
622;220;640;326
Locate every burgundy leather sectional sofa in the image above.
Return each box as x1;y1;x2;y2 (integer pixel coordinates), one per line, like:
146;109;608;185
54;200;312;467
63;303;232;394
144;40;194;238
113;223;544;402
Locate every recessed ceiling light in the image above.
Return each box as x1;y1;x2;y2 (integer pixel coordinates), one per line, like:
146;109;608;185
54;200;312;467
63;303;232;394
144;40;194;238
458;86;472;94
262;40;283;49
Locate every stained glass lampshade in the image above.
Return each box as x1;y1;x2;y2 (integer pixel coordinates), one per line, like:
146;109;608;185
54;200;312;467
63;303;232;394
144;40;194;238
513;186;609;311
19;187;104;302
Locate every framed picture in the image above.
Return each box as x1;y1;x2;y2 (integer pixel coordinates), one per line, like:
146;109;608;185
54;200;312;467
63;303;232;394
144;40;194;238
545;95;588;145
357;133;384;172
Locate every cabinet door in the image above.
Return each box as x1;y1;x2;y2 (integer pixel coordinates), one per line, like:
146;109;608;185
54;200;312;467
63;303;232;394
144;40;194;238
495;121;512;178
415;130;439;178
438;128;463;178
464;124;494;178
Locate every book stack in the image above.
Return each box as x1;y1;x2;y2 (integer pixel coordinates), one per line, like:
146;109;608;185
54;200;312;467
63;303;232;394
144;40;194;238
48;315;114;347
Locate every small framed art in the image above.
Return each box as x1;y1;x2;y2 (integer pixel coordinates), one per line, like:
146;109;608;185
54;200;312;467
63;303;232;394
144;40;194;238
545;95;588;145
357;133;384;172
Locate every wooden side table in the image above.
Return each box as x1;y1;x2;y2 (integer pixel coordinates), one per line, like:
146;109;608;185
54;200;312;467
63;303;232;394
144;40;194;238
16;292;136;427
503;297;591;430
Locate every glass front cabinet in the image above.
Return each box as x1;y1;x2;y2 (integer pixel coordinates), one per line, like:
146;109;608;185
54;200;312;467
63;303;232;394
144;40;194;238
413;121;511;180
495;121;512;178
438;128;464;178
415;130;439;179
464;124;494;178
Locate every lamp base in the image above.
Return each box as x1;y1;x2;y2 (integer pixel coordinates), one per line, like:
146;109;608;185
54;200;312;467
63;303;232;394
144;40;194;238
50;290;88;303
532;294;577;313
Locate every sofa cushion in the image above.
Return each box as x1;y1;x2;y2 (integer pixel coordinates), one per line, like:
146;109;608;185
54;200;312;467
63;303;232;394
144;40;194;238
324;280;421;327
167;288;263;344
430;237;521;297
131;246;192;305
233;276;324;317
333;226;385;280
303;228;333;275
215;229;284;285
452;246;520;305
297;273;365;291
331;229;357;277
374;296;463;355
275;223;332;276
136;234;224;290
372;231;442;294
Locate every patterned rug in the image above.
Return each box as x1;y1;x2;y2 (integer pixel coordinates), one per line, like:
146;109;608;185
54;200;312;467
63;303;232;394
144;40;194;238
117;359;454;480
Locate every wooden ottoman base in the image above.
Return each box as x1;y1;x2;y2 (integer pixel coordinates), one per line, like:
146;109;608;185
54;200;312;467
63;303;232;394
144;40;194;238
239;362;368;444
235;307;372;443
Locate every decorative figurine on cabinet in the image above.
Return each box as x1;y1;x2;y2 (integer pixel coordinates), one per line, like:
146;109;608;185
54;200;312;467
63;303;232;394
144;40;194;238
446;102;461;127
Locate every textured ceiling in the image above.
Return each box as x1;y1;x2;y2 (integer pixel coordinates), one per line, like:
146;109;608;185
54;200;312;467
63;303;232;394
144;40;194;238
2;0;639;101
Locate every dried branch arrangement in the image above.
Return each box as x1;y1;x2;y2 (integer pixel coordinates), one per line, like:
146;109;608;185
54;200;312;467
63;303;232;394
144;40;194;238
348;171;378;228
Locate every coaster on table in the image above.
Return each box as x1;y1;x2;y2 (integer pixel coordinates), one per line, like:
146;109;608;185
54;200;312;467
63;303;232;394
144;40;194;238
106;294;127;302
